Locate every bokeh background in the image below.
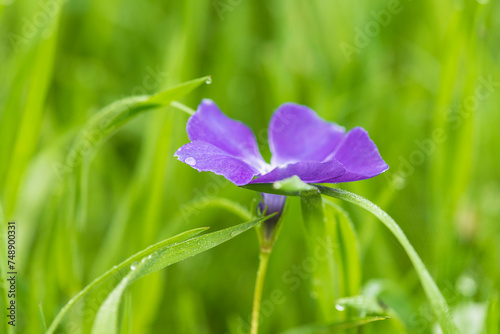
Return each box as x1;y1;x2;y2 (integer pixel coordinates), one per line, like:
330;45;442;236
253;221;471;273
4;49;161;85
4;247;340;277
1;0;499;333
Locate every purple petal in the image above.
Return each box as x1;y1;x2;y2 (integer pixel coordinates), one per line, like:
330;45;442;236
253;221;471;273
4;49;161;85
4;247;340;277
268;103;345;166
326;127;388;183
174;141;259;186
258;193;286;216
187;99;267;172
258;193;286;240
250;159;345;184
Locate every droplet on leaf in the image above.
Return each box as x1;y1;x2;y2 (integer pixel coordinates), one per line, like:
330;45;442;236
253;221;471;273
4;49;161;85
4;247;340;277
130;261;138;271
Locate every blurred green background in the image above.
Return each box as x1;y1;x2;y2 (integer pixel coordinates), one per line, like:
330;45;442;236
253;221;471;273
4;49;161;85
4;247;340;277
1;0;499;333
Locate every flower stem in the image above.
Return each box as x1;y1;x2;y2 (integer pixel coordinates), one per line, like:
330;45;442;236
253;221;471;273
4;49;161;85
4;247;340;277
170;101;195;115
250;249;271;334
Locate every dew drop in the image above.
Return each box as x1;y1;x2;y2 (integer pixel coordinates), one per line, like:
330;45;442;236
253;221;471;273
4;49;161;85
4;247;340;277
230;231;240;237
205;77;212;84
130;261;138;271
185;157;196;166
335;304;345;311
148;255;152;259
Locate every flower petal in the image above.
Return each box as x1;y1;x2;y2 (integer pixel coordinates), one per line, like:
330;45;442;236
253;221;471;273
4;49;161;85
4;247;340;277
268;103;345;166
250;159;345;184
187;99;268;172
174;141;259;186
326;127;389;183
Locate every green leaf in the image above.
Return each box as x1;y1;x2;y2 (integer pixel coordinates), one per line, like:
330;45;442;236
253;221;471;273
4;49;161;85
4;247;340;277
279;316;390;334
91;217;265;334
67;76;209;169
299;188;335;321
247;181;458;333
38;302;48;333
324;199;361;299
146;76;210;105
46;227;208;334
316;185;459;334
484;293;499;334
298;191;362;323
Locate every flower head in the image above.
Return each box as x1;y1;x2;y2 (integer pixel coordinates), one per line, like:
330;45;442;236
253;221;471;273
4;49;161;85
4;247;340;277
174;99;388;186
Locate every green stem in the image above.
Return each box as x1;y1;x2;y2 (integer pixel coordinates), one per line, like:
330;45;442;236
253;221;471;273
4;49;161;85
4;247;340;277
317;186;458;334
250;249;271;334
170;101;195;115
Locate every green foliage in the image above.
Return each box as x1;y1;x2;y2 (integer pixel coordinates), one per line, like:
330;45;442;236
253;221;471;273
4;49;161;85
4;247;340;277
91;218;263;334
1;0;499;333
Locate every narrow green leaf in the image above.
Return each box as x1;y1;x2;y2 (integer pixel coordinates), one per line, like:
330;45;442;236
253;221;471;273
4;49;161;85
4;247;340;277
317;185;459;334
46;227;208;334
3;4;62;217
67;76;209;169
324;200;361;299
484;293;499;334
245;181;458;333
38;302;48;333
146;76;210;105
279;316;390;334
91;217;265;334
299;189;335;321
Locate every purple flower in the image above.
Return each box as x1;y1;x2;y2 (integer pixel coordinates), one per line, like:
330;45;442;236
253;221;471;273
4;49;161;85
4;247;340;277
174;99;388;186
257;193;287;240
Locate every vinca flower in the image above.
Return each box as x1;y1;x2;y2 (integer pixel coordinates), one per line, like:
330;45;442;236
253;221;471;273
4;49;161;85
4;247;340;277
174;99;388;187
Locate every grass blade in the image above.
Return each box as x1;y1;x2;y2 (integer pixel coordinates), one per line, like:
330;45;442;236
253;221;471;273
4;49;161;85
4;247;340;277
63;76;209;175
38;302;48;333
91;217;265;334
317;186;458;334
46;227;208;334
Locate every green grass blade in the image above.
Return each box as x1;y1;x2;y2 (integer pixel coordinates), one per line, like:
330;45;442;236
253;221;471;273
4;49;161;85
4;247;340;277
244;179;457;333
91;217;265;334
299;190;336;321
46;227;208;334
316;186;458;334
484;293;499;334
38;302;48;333
65;76;209;173
323;199;361;300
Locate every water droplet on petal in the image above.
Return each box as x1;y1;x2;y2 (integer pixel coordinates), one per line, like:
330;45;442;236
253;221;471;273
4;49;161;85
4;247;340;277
130;261;138;271
335;304;345;311
148;255;152;259
205;77;212;84
185;157;196;166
